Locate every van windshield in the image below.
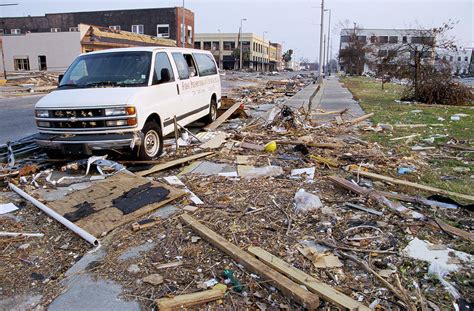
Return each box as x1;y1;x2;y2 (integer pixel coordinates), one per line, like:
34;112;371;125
59;51;152;88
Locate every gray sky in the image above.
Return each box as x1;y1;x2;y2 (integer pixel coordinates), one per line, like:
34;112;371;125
1;0;472;62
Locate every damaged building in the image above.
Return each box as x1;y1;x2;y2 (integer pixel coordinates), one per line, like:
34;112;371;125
0;24;176;73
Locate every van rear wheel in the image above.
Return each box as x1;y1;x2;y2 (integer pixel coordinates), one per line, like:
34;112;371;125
138;121;163;160
204;97;218;125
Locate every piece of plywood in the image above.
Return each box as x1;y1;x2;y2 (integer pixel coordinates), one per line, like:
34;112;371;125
156;288;225;310
204;102;241;131
248;247;371;311
137;152;214;177
46;173;185;236
180;214;319;310
351;170;474;202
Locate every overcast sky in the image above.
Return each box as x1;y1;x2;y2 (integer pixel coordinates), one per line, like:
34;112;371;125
1;0;472;62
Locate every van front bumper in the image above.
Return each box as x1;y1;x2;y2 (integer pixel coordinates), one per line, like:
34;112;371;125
35;132;142;155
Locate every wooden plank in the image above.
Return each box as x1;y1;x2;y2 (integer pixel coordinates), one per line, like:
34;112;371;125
180;214;319;310
350;170;474;202
248;247;371;311
137;152;214;177
347;113;374;125
204;102;241;131
156;288;225;310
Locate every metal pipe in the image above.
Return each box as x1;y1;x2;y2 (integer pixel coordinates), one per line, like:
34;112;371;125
0;231;44;237
9;183;99;246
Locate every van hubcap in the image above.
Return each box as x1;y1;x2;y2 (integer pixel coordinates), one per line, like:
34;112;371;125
144;130;159;156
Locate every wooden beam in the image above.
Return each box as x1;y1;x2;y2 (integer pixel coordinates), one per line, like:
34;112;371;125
137;152;214;177
350;170;474;202
156;288;225;310
248;247;371;311
346;113;374;125
275;140;343;149
180;214;319;310
204;102;241;131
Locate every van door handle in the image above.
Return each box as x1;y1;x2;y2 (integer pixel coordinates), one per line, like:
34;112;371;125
176;84;180;95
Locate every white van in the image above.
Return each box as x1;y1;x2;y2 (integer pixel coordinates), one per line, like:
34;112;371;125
34;47;221;160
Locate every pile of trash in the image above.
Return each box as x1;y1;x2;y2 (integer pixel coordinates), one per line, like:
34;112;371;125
1;74;472;310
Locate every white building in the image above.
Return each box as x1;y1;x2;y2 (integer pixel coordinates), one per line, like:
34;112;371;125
435;48;472;76
339;28;434;74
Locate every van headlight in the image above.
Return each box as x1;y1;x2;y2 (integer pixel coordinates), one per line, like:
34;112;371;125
106;120;128;127
36;110;49;118
105;107;136;116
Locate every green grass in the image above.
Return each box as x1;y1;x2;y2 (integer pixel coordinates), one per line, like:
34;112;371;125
340;76;474;196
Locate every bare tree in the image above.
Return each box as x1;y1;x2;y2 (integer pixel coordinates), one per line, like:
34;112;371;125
338;23;371;75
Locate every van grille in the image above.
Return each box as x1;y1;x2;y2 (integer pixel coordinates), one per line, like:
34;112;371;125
49;109;104;118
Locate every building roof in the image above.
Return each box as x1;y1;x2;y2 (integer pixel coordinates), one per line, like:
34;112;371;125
81;24;176;48
0;7;192;19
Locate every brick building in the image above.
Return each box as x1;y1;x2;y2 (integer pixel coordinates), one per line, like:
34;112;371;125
0;7;195;48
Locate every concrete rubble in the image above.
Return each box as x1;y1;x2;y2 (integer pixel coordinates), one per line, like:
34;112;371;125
0;72;473;310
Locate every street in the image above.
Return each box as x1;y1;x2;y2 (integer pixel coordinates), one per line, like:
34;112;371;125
0;95;43;144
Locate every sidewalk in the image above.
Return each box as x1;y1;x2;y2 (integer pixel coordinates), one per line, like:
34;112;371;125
310;76;365;120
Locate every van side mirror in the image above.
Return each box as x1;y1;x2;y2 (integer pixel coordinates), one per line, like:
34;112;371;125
160;68;171;83
58;74;64;85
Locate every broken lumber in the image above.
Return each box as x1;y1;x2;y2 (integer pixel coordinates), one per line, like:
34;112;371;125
156;287;225;310
350;170;474;202
204;102;241;131
389;134;420;141
248;247;370;311
137;152;214;177
394;123;443;128
180;214;319;309
310;108;348;116
346;112;374;125
329;176;474;241
275;141;343;149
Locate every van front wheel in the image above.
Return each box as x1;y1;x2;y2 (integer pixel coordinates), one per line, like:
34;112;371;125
138;121;163;160
204;98;218;125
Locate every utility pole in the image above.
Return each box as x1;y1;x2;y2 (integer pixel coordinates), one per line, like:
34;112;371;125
318;0;325;81
0;3;19;79
323;35;326;76
326;9;331;76
239;18;246;70
182;0;185;48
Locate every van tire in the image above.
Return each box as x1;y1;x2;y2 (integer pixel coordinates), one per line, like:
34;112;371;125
204;97;218;125
138;121;163;160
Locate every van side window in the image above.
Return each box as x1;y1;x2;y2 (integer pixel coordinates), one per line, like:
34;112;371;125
193;53;218;76
171;52;190;79
183;54;198;77
153;52;174;84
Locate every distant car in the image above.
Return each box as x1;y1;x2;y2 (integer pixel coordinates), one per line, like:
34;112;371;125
34;47;222;160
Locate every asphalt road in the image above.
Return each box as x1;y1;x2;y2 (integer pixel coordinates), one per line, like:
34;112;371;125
0;95;43;145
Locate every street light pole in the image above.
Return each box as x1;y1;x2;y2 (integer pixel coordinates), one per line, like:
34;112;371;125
218;28;222;70
326;9;331;76
182;0;185;48
318;0;325;81
239;18;246;70
262;31;268;72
